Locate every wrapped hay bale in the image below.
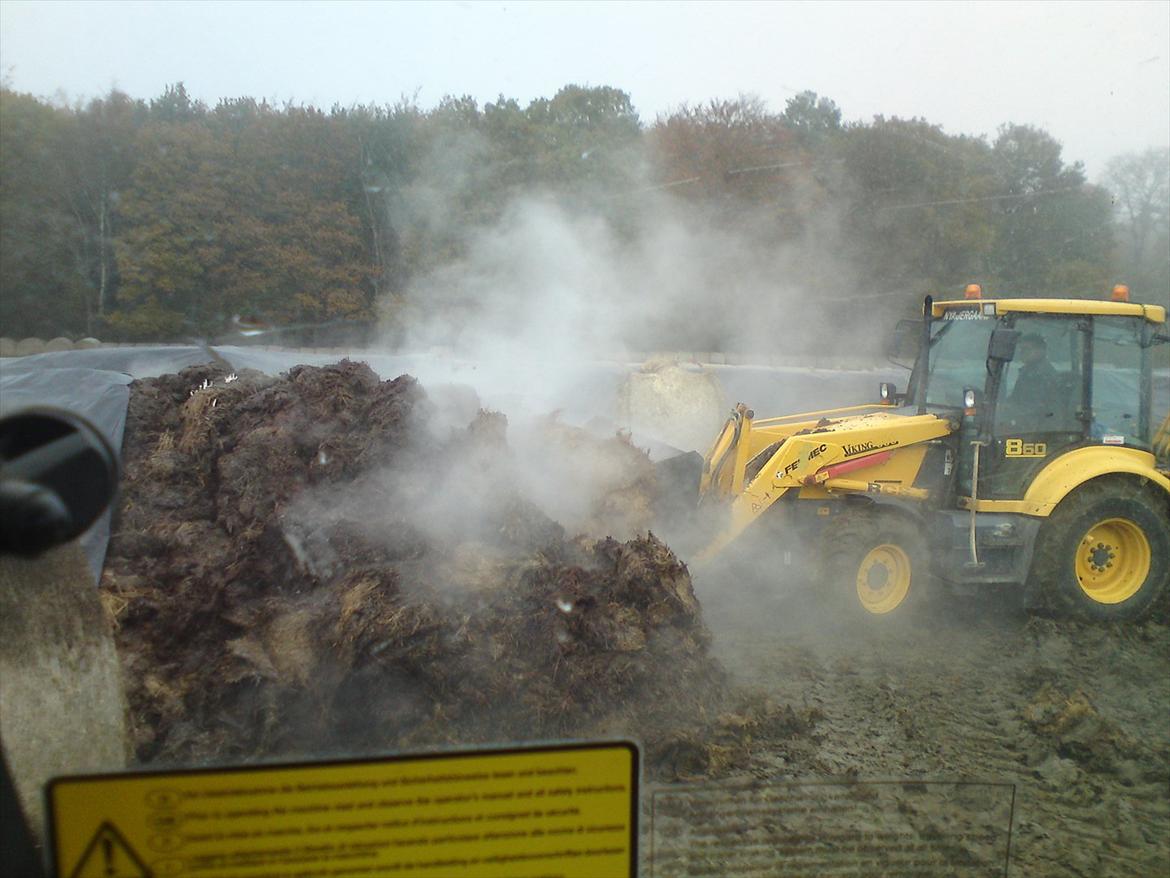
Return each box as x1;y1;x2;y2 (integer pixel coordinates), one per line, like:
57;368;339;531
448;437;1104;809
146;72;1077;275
617;356;727;453
45;336;75;352
14;337;45;357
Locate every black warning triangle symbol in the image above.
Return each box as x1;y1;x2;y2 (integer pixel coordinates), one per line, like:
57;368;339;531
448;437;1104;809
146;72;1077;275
69;821;152;878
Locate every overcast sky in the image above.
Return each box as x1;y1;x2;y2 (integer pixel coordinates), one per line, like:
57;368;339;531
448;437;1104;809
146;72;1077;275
1;0;1167;178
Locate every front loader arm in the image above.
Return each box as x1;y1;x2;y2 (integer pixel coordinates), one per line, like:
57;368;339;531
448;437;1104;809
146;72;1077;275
695;410;954;562
696;436;828;561
699;402;906;497
700;404;752;496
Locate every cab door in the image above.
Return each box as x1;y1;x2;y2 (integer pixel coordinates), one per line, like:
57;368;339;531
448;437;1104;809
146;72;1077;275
984;315;1090;499
1092;315;1155;449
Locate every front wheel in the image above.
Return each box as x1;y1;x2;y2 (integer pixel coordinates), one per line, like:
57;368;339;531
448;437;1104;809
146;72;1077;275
824;509;932;617
1032;479;1170;622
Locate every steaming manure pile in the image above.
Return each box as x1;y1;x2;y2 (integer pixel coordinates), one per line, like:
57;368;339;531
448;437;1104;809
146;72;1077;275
102;361;804;775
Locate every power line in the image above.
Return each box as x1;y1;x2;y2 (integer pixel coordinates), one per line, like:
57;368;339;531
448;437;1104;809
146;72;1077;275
725;159;828;176
814;288;920;302
873;185;1084;212
613;157;842;198
617;176;702;197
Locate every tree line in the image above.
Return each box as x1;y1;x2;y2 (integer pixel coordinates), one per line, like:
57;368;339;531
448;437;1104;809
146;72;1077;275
1;82;1166;345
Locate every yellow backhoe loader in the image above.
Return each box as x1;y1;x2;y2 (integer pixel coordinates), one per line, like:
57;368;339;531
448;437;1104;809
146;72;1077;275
693;285;1170;621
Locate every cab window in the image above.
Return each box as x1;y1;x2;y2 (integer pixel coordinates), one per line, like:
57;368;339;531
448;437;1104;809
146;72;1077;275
994;316;1085;435
1092;316;1144;446
922;317;996;407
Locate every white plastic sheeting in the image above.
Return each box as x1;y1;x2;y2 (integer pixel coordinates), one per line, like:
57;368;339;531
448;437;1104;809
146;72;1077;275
0;366;133;580
4;345;1162;582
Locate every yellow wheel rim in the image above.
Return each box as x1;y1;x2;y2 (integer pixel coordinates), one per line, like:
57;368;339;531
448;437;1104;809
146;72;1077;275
1074;517;1151;604
856;544;912;614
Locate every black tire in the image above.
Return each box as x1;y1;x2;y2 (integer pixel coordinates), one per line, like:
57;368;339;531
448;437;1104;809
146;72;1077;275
822;507;933;618
1031;478;1170;622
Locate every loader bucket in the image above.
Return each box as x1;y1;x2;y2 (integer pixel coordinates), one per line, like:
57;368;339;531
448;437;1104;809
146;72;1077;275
654;449;704;509
650;449;715;556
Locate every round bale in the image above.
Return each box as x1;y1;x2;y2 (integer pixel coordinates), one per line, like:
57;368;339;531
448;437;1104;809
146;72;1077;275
617;356;727;453
45;337;75;352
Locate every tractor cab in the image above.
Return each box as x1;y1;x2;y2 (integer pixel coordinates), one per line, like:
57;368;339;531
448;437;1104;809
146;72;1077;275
908;287;1168;506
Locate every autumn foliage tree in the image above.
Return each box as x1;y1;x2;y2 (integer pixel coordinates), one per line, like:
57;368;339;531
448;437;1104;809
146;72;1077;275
0;81;1152;344
1105;147;1170;307
110;98;373;339
0;90;90;337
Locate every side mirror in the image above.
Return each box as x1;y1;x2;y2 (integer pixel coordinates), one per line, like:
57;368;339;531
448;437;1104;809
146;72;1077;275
888;319;921;367
0;409;119;557
987;328;1019;363
879;382;898;404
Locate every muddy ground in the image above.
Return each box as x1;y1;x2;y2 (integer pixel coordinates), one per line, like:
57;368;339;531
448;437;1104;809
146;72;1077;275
648;568;1170;877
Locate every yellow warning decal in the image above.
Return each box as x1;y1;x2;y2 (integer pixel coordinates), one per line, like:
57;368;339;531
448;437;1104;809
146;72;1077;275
69;821;150;877
49;741;638;878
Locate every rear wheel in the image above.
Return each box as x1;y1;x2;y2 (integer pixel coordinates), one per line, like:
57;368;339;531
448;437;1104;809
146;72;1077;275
824;508;932;617
1033;479;1170;621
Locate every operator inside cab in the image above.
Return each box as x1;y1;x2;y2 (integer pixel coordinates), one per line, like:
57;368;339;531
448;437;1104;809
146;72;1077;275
1000;332;1064;431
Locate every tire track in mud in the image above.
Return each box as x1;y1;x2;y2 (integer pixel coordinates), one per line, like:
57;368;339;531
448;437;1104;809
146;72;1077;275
693;583;1170;877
